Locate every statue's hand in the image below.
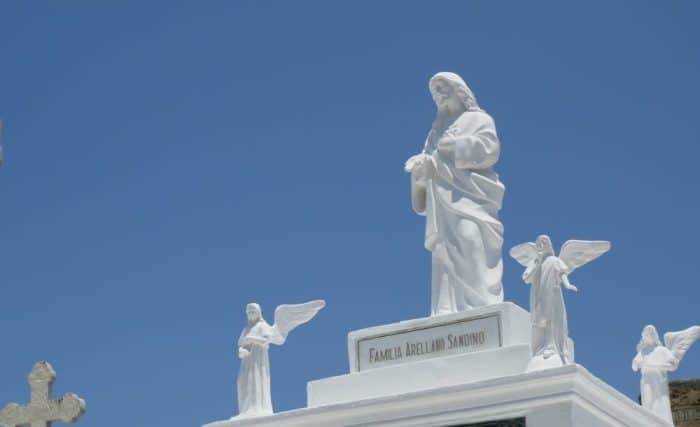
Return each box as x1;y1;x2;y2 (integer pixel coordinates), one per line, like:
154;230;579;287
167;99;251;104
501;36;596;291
405;153;434;181
405;153;426;173
565;283;578;292
238;347;250;359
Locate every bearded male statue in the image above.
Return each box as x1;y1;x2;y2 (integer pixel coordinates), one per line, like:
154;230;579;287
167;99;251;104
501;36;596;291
405;72;505;315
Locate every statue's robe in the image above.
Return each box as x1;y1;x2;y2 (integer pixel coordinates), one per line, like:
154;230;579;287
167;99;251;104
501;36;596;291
236;320;283;417
525;255;571;362
411;110;505;314
633;346;678;422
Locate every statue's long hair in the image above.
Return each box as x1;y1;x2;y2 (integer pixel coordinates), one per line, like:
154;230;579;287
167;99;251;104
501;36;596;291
536;235;555;259
246;303;264;325
429;72;483;113
637;324;661;352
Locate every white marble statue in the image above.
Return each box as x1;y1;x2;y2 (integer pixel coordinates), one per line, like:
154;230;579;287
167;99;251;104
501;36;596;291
632;324;700;423
510;235;610;369
405;72;505;316
235;300;325;419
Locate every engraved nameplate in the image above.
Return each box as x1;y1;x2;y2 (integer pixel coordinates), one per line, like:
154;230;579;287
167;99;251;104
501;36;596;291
356;314;501;371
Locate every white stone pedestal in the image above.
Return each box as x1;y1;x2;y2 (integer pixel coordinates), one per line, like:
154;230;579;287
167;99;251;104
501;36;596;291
309;302;532;407
203;365;669;427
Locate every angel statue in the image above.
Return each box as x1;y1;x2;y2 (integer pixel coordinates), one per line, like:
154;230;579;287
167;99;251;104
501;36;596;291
510;235;610;369
234;300;325;419
405;72;505;316
632;324;700;423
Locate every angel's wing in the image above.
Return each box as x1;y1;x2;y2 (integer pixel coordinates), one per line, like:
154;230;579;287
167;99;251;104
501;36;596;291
509;242;537;267
558;240;611;273
664;325;700;362
273;300;326;343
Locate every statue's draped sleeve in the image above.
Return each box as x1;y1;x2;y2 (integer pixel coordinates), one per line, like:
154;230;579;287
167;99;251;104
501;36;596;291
410;171;428;215
632;352;643;371
239;322;283;347
238;328;247;348
410;135;432;215
452;114;500;170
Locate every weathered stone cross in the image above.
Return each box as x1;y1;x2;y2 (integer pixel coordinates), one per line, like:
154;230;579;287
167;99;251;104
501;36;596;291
0;361;85;427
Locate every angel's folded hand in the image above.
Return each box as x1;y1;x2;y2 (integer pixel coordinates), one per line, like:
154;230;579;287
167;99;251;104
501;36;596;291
244;336;267;345
405;154;426;172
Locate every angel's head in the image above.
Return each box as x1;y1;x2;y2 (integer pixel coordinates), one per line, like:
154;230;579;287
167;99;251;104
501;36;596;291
638;324;661;351
429;72;481;115
536;235;555;258
246;303;262;324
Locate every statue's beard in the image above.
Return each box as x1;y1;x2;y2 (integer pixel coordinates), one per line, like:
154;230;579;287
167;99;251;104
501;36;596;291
436;102;451;112
435;102;466;117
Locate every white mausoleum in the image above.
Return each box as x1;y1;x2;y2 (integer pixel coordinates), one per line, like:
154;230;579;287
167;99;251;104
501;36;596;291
205;303;670;427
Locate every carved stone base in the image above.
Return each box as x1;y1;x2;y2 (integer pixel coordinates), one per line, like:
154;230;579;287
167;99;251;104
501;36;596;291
202;365;669;427
302;303;533;406
308;344;531;407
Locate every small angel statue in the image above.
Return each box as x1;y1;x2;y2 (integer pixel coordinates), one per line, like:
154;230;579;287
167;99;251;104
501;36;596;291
632;324;700;423
235;300;325;419
510;235;610;369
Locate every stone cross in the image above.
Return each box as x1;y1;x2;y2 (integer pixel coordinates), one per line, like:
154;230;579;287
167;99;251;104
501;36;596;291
0;361;85;427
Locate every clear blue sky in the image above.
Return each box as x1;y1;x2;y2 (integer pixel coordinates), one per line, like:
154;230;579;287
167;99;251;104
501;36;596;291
1;2;698;426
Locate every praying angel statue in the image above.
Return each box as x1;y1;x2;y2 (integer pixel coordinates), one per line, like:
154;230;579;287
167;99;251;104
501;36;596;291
234;300;325;419
632;324;700;423
510;235;610;369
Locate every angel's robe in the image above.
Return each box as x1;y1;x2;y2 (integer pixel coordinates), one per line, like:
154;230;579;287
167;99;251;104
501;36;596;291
411;109;505;314
237;319;284;418
525;255;571;362
633;346;678;422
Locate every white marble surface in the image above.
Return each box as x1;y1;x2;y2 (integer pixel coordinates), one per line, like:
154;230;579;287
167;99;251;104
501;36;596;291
202;365;669;427
309;344;531;408
405;71;505;315
510;235;610;369
632;324;700;424
347;302;530;373
307;303;532;408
